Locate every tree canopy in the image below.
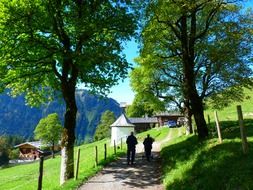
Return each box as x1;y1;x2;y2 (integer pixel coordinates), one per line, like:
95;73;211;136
34;113;63;158
94;110;115;141
131;0;253;138
0;0;138;184
126;93;165;117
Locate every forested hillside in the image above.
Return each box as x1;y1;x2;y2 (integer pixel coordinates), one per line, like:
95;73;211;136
0;90;121;143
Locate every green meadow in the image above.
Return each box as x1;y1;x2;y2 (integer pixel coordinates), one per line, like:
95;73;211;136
0;139;126;190
0;127;170;190
161;126;253;189
161;88;253;190
204;88;253;122
1;88;253;190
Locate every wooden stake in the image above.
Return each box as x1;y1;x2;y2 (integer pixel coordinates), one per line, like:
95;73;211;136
104;144;107;161
237;105;248;154
207;114;211;126
75;148;80;180
38;156;44;190
95;146;98;167
214;111;222;143
114;140;116;155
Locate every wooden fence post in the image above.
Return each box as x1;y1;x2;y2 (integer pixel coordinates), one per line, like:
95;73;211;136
114;140;116;155
237;105;249;154
207;114;211;126
214;111;222;143
95;146;98;167
75;148;80;180
104;144;107;161
38;156;44;190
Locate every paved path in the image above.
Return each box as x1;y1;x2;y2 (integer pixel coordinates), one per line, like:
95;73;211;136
77;130;174;190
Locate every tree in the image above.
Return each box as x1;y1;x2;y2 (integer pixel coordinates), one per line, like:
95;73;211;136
130;56;193;132
134;0;253;139
126;93;165;117
0;136;10;166
34;113;63;158
94;110;115;141
0;135;25;163
0;0;137;184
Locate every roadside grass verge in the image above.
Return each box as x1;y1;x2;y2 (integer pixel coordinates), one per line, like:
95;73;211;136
161;120;253;190
0;138;126;190
137;126;170;142
0;126;170;190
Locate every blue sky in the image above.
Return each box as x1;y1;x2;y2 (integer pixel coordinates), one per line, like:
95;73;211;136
108;1;253;105
108;40;139;104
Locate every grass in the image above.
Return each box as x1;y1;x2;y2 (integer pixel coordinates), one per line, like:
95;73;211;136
205;88;253;122
0;126;170;190
161;125;253;189
0;138;126;190
161;88;253;190
3;102;253;190
136;126;170;142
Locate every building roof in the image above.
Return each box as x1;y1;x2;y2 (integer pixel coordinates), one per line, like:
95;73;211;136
110;113;135;127
14;141;46;153
129;117;158;124
154;112;183;117
14;141;44;149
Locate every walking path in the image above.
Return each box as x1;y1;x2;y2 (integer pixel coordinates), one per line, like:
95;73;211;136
78;130;174;190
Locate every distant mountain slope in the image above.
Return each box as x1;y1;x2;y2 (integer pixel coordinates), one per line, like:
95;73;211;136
0;90;121;142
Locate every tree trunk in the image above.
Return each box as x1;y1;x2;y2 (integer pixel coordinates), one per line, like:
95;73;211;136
184;99;193;135
60;82;77;185
180;14;208;139
190;91;208;139
184;68;208;139
51;141;55;159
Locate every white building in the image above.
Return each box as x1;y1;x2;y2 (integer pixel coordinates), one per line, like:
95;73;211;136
110;113;135;145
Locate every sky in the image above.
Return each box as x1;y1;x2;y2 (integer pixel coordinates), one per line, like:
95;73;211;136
108;40;139;105
108;1;253;105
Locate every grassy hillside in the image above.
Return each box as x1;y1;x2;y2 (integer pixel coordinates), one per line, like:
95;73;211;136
137;126;171;142
0;139;125;190
161;126;253;189
0;127;170;190
204;88;253;122
161;88;253;189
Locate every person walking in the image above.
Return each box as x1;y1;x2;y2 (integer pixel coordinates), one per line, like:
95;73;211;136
126;131;138;165
143;134;154;161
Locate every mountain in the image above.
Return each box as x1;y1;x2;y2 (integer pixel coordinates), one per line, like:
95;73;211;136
0;89;122;143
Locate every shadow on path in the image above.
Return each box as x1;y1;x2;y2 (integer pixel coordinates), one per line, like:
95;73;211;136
78;151;164;190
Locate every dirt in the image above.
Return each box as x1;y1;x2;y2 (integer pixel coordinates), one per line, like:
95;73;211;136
77;131;173;190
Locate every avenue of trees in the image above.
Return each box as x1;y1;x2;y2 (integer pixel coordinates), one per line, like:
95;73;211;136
130;0;253;136
0;0;252;185
0;0;138;184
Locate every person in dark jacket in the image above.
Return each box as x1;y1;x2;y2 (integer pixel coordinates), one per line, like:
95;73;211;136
126;131;138;165
143;134;154;161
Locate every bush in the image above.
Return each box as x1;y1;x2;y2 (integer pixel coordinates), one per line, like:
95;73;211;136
9;149;20;160
0;151;9;166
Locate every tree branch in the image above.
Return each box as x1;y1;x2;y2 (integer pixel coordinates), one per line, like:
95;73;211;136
195;3;222;40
